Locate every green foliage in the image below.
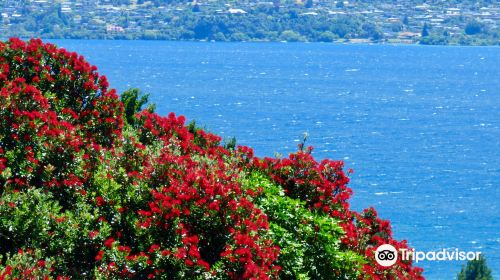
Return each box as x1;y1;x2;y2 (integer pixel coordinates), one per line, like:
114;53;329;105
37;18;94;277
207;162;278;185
120;88;155;126
0;248;54;279
0;188;112;276
223;137;237;151
422;23;430;37
457;256;494;280
317;31;338;42
361;22;383;41
242;172;363;279
280;30;306;42
420;33;449;45
465;20;485;35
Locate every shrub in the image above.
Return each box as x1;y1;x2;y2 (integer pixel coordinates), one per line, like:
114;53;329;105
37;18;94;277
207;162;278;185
465;21;484;36
457;256;493;280
242;172;362;279
120;88;155;127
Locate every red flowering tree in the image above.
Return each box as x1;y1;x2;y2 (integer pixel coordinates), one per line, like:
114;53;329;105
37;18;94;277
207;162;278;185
0;38;423;279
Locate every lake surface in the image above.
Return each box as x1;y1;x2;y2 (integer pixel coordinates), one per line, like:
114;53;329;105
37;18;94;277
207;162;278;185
51;40;499;279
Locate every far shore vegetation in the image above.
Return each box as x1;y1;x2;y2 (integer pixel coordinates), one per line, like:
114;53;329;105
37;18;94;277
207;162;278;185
1;0;499;46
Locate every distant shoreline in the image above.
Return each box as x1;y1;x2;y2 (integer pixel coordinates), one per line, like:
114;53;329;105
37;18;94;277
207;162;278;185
3;36;499;47
3;0;498;48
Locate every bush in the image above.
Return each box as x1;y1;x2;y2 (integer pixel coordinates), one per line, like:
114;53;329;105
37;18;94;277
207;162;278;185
279;30;306;42
120;88;155;126
243;172;362;279
457;256;493;280
0;38;423;279
465;21;484;36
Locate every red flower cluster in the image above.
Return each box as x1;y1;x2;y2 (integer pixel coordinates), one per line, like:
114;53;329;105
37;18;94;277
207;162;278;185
255;150;352;220
129;111;280;278
0;249;63;280
0;38;122;198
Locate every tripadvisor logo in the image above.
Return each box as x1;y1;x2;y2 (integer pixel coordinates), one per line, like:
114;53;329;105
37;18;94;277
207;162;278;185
374;244;482;267
375;244;398;267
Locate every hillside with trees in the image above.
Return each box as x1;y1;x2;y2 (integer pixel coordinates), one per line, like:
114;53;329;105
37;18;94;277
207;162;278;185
1;0;499;45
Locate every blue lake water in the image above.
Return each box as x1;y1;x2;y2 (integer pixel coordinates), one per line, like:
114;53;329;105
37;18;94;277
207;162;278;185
51;40;499;279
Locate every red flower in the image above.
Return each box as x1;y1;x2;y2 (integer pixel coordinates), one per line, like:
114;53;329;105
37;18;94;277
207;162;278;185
95;196;106;207
104;237;115;249
148;244;160;253
95;250;105;261
88;230;99;239
37;260;46;267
